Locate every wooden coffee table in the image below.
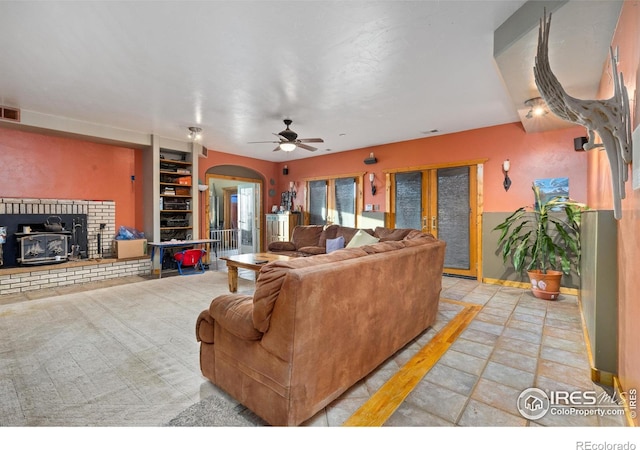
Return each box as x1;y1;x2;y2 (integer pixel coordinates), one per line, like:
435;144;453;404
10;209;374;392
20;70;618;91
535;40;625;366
220;252;295;292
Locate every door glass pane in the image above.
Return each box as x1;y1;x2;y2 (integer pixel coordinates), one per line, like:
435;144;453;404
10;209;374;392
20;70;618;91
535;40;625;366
238;183;254;253
437;166;470;269
395;171;422;229
308;180;327;225
334;177;356;227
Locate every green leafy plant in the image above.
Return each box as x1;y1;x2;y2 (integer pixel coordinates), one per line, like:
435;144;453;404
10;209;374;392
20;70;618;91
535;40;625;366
494;184;587;275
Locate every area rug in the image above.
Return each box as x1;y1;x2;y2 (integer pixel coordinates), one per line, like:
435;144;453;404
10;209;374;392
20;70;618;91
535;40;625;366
165;395;267;427
166;298;474;427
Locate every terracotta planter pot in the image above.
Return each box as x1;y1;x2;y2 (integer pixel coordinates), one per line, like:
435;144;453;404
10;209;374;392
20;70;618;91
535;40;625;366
527;269;563;300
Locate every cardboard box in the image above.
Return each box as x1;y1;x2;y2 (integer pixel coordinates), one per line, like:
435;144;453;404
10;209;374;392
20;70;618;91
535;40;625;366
114;239;148;258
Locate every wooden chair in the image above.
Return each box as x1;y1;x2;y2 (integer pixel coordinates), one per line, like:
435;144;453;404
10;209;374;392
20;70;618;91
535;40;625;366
174;248;206;275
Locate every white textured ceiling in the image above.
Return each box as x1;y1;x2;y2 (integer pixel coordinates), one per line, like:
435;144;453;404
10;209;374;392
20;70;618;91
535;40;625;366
0;1;623;161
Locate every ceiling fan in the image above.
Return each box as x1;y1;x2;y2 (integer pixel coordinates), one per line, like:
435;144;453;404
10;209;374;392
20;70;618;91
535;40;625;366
248;119;324;152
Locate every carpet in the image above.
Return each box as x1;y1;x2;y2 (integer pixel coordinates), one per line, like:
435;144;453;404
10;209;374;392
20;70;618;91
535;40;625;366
166;298;474;427
166;395;267;427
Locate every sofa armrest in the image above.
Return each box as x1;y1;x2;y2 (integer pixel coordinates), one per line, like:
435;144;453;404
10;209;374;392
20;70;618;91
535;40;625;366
210;294;263;341
196;309;215;344
268;241;296;252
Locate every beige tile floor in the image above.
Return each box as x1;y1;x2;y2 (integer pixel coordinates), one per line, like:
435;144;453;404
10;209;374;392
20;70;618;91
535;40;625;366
0;267;629;430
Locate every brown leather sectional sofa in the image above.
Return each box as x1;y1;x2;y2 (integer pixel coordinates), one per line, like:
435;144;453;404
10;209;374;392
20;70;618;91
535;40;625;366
196;228;446;425
267;224;416;256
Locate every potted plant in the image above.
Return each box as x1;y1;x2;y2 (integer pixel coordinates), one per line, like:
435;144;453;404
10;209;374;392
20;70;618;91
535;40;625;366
493;183;586;300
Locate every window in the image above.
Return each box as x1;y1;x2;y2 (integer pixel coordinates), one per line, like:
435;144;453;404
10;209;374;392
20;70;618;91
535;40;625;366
305;173;363;226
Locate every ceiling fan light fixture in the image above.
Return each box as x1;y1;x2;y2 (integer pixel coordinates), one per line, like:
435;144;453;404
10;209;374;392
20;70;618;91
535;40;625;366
279;142;297;152
524;97;548;119
188;126;202;141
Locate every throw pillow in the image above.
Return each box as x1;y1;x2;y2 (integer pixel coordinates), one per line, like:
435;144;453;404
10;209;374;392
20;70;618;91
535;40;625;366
345;229;380;248
325;236;345;253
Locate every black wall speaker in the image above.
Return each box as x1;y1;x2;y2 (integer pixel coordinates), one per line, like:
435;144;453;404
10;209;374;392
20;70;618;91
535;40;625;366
574;136;588;151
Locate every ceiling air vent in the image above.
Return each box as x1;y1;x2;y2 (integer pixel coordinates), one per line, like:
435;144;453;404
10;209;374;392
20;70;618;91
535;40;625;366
0;106;21;122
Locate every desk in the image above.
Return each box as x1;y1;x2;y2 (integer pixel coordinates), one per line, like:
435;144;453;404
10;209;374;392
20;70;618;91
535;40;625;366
148;239;219;278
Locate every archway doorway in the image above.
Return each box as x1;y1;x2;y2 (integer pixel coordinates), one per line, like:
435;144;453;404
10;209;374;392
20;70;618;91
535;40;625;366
204;165;264;255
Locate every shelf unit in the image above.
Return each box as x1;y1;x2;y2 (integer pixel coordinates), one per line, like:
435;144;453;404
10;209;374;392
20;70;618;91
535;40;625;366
159;150;193;242
142;136;200;273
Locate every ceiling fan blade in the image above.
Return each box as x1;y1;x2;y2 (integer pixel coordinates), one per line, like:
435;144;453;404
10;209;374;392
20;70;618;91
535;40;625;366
296;143;318;152
248;140;279;144
298;138;324;143
272;146;281;152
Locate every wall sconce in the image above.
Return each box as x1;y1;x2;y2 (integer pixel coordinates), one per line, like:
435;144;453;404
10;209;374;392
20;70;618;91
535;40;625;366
369;173;376;196
364;152;377;165
283;165;289;175
187;126;202;141
502;159;511;191
524;97;549;119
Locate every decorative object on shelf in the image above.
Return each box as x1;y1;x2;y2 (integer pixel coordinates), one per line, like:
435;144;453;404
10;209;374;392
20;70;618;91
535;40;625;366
283;165;289;175
187;127;202;141
534;10;632;219
502;159;511;192
364;152;377;165
493;183;587;300
524;97;548;119
289;181;297;199
369;172;376;196
278;181;297;212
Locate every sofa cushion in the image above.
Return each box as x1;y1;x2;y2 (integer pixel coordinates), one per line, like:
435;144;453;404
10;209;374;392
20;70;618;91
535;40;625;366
345;229;380;248
297;246;326;255
318;224;339;247
360;240;406;254
374;227;413;241
291;225;324;250
253;247;368;332
326;236;345;253
268;241;296;252
210;294;263;341
336;226;373;245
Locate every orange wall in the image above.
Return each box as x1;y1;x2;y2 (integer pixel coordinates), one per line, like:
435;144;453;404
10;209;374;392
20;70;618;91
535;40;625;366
277;122;587;213
0;127;141;230
593;0;639;424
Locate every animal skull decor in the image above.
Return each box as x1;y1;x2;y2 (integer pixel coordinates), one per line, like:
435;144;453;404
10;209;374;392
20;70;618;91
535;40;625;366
534;11;633;219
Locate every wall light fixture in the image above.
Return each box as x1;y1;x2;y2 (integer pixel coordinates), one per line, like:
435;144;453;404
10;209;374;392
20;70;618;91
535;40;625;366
502;159;511;191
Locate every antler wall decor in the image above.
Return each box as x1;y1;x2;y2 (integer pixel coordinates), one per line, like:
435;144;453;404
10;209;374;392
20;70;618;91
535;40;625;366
533;10;632;219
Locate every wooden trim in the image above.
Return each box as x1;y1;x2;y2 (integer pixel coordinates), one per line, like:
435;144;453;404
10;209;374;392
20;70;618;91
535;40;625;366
482;277;579;295
382;158;488;175
302;171;366;182
476;164;484;280
613;376;638;427
343;299;482;426
207;173;263;184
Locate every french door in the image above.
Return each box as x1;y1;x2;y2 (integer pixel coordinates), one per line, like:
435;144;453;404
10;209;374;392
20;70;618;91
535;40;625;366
390;163;480;278
307;174;362;226
237;182;261;253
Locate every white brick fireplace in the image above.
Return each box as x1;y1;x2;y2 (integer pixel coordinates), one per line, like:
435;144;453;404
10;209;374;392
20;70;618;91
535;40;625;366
0;198;150;296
